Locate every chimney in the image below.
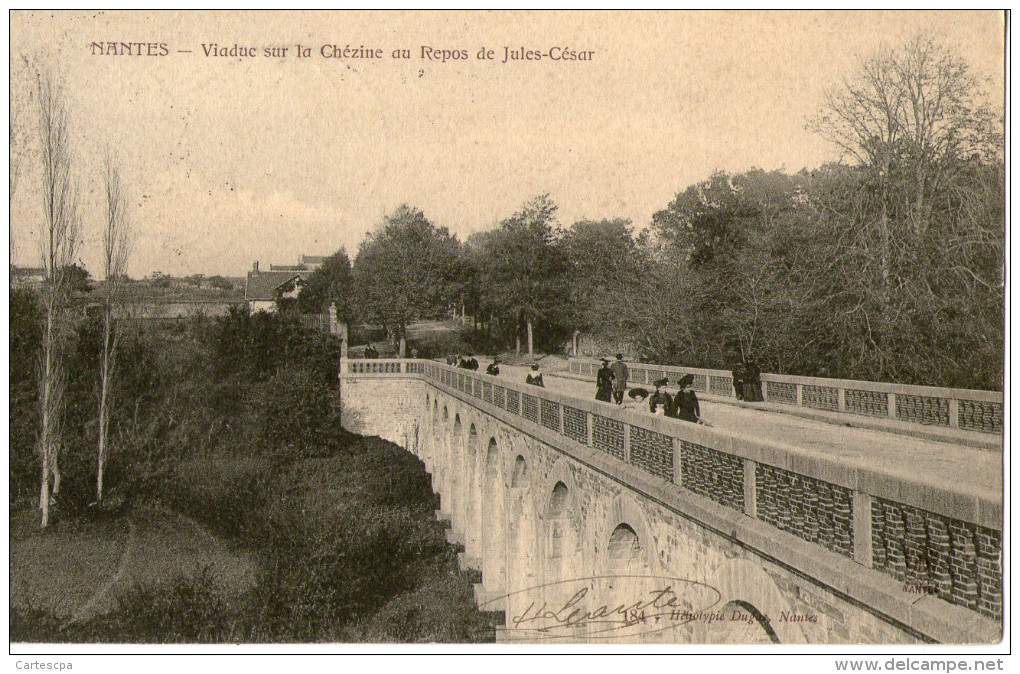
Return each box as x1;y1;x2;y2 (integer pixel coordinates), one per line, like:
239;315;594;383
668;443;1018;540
253;261;259;273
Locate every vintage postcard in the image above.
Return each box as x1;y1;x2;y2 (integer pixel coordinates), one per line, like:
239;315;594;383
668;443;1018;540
8;9;1007;664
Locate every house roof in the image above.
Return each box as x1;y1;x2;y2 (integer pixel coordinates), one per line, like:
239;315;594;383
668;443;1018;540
11;265;46;277
269;264;307;271
300;255;326;265
244;270;308;301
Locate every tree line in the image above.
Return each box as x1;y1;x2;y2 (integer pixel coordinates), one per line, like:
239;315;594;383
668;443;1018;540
298;37;1002;391
11;36;1003;533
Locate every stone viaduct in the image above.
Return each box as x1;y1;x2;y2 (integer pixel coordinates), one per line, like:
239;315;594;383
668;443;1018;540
339;359;1002;644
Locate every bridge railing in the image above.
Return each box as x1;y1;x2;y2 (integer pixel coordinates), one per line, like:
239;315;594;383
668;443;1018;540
341;359;1003;622
567;358;1004;434
340;358;426;375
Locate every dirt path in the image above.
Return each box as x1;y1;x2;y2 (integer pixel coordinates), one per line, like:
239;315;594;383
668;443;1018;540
64;517;138;626
11;505;257;624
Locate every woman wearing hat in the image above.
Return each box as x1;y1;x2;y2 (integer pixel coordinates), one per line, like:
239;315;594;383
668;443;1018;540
595;358;614;402
648;378;672;415
526;363;545;387
672;374;710;425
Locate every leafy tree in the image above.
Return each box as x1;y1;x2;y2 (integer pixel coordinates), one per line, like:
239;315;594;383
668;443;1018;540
560;218;644;334
646;169;821;369
148;271;171;289
297;248;355;323
352;205;461;355
59;263;91;294
207;275;234;291
476;194;569;356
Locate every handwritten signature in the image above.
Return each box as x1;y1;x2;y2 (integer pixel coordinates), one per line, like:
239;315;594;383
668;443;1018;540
479;575;722;640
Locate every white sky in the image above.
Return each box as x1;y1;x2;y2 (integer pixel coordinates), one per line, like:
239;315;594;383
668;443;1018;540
8;10;1005;278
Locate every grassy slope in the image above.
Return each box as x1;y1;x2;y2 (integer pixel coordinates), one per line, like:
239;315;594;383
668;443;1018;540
10;434;497;643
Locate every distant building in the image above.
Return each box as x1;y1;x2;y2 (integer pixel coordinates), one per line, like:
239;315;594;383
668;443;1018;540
268;254;327;273
244;260;309;314
299;254;326;270
11;265;46;288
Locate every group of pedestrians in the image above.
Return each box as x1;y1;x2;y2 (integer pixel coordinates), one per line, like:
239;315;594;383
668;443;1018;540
731;358;764;402
446;352;546;387
363;345;380;359
654;375;711;425
594;356;710;425
595;354;631;404
449;353;480;370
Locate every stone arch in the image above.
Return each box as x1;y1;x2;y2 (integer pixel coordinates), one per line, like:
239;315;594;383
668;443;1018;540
425;393;444;490
711;600;780;644
584;495;664;642
480;436;507;595
422;396;439;470
505;444;539;623
465;423;482;556
505;436;533;489
607;524;641;564
539;473;586;640
540;462;585;605
511;455;529;488
446;413;464;530
692;557;819;644
598;494;658;574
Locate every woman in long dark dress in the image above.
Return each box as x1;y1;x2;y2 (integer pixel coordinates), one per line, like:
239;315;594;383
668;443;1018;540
743;360;764;402
595;359;614;402
673;374;709;425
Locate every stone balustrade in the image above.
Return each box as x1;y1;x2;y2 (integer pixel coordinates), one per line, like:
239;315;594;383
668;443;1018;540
341;359;1002;623
568;358;1003;435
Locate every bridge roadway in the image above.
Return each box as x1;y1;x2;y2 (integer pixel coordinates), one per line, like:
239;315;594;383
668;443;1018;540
491;361;1001;503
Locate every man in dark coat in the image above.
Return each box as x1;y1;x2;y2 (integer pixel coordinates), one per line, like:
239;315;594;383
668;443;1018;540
595;358;614;402
610;354;629;405
486;357;500;376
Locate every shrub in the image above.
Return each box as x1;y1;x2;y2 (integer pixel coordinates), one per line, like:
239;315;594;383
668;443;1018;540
243;367;341;456
77;570;234;643
166;451;270;538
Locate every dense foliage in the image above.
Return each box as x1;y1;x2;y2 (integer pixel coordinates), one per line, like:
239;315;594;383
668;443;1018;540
10;304;495;642
352;204;462;343
296;248;355;322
